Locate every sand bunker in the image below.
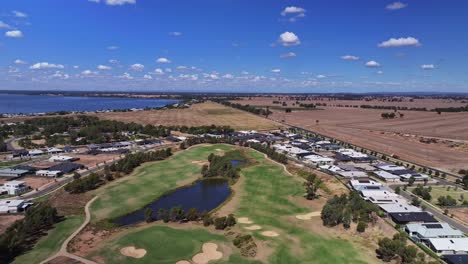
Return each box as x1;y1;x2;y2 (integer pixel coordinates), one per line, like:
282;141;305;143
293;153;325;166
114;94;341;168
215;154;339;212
120;246;147;259
191;160;208;166
244;225;262;230
192;243;223;264
260;231;279;237
237;217;253;224
295;211;321;220
176;261;191;264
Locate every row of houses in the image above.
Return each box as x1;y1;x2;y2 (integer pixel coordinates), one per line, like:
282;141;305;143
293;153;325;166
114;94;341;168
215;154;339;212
373;164;430;183
0;199;32;214
349;179;468;257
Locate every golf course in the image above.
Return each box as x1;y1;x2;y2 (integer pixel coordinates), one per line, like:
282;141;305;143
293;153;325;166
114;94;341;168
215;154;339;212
81;144;378;263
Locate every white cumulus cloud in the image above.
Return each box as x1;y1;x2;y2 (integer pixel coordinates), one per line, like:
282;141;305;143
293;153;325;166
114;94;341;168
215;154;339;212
30;62;64;70
278;31;300;46
97;65;112;70
5;30;23;38
143;74;153;80
14;59;27;65
169;31;182;36
271;69;281;73
105;0;136;6
12;11;27;18
156;57;171;64
130;63;144;71
421;64;435;70
154;68;164;75
280;52;296;59
365;61;381;67
340;55;360;61
378;37;421;48
107;45;119;50
281;6;306;21
386;2;407;10
0;21;11;29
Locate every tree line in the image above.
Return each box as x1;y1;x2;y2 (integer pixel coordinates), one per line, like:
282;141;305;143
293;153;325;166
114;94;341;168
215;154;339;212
243;142;288;164
0;203;60;262
110;148;172;174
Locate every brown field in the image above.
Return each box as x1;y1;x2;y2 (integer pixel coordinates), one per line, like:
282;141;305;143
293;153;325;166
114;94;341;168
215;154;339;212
270;108;468;171
232;96;467;109
70;153;120;169
92;102;281;130
0;215;24;234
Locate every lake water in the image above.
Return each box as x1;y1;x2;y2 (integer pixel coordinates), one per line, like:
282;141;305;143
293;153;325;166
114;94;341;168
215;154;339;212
0;93;180;114
115;178;231;226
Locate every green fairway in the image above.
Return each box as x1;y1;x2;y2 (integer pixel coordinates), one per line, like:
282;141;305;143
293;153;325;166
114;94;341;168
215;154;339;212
236;149;374;264
13;215;84;264
91;144;235;223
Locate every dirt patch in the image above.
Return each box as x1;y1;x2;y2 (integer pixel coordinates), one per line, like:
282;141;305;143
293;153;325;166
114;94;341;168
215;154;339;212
244;225;262;230
0;215;24;234
120;246;147;259
448;207;468;224
45;256;81;264
69;225;112;256
21;176;54;190
176;261;191;264
295;212;321;220
192;243;223;264
71;153;120;168
237;217;253;224
48;188;93;216
191;160;209;166
260;231;279;237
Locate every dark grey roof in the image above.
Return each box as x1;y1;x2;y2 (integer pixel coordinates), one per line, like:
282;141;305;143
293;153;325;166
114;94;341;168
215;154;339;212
48;162;83;173
389;212;437;224
443;254;468;264
391;169;417;176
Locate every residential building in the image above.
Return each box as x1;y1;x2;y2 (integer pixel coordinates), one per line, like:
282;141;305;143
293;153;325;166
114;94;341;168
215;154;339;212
49;155;78;162
0;168;29;178
337;171;368;178
443;254;468;264
0;180;30;195
378;202;422;214
427;238;468;255
350;179;382;190
0;199;32;214
389;212;438;225
28;149;44;156
47;147;63;154
406;223;464;243
303;154;335;165
373;170;401;182
36;170;63;177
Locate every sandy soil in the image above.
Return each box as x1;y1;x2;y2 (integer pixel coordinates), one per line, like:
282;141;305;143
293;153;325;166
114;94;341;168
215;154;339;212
237;217;253;224
21;176;54;190
260;231;279;237
120;246;147;259
92;102;281;131
244;225;262;230
176;261;191;264
0;215;24;234
192;243;223;264
448;208;468;224
70;153;120;168
295;212;321;220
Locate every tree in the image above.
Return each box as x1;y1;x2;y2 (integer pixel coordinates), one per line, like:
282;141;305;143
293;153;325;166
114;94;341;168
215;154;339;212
394;186;401;194
214;216;227;230
343;210;351;229
186;208;199;221
411;197;421;207
158;208;169;222
144;208;153;223
226;214;236;227
202;214;213;226
408;176;415;186
304;174;321;200
356;221;367;233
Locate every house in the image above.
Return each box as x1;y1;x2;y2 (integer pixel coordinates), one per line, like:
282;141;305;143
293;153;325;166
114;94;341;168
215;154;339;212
359;188;399;202
389;212;438;225
48;162;83;174
36;170;63;177
0;199;32;214
319;165;344;173
405;223;464;243
399;173;430;182
0;180;30;195
373;170;401;182
0;168;29;178
337;171;368;178
303;154;335;165
9;149;29;158
378;202;422;214
28;149;45;156
47;147;63;154
443;254;468;264
49;155;78;162
427;238;468;255
376;164;407;171
350;179;382;190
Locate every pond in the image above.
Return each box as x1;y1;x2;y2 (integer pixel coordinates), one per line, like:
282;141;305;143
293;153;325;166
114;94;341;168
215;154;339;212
230;160;245;167
114;178;231;226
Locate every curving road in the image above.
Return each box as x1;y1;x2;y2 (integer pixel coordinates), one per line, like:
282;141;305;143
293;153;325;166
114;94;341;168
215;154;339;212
40;196;99;264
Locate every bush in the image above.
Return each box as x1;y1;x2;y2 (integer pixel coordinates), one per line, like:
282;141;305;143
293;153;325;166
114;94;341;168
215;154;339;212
357;222;367;233
214;216;227;230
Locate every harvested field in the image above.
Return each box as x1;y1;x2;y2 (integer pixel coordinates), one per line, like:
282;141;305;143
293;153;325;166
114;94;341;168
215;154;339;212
0;215;24;234
231;96;468;109
269;108;468;171
92;102;281;130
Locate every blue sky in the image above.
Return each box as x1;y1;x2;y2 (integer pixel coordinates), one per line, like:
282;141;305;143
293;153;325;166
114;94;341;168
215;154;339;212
1;0;467;93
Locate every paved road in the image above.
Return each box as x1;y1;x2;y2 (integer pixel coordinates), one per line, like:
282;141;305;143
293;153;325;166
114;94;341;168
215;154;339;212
40;196;99;264
388;186;468;233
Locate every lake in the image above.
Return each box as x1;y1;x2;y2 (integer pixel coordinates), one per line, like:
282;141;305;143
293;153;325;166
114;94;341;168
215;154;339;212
0;93;180;114
114;178;231;226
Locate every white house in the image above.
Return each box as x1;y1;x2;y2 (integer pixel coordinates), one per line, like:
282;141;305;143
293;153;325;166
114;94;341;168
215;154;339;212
373;170;401;182
406;223;464;243
350;179;382;190
303;155;335;165
427;238;468;255
49;155;76;162
337;171;368;178
47;147;63;154
379;202;422;214
376;164;407;171
36;170;63;177
0;199;31;214
0;180;30;195
29;149;44;156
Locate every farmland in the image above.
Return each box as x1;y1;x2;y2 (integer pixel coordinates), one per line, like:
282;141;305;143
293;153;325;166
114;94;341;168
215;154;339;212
92;102;281;131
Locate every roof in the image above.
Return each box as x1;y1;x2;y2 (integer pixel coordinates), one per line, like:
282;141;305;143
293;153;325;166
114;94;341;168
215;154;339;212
428;238;468;252
406;223;464;238
350;179;382;188
374;170;401;179
389;212;437;223
304;154;334;162
337;171;368;178
376;164;406;171
48;162;83;173
4;180;26;186
0;168;29;175
319;165;344;172
36;170;62;175
443;254;468;264
379;203;422;213
0;199;25;207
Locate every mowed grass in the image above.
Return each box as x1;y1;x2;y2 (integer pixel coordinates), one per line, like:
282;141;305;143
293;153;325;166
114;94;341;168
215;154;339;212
237;149;373;264
87;225;255;264
13;215;84;264
91;144;235;223
409;186;468;204
94;102;281;130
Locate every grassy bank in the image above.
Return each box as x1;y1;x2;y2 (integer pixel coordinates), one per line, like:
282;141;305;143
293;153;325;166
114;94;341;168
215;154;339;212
12;215;84;264
91;144;235;223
